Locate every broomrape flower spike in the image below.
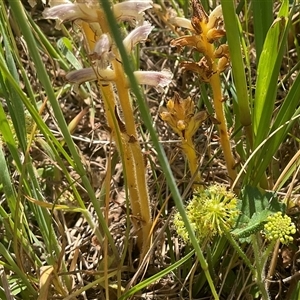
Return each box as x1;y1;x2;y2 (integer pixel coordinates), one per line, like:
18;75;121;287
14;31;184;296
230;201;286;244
169;0;237;183
43;0;168;256
44;0;172;257
264;212;296;245
174;184;239;243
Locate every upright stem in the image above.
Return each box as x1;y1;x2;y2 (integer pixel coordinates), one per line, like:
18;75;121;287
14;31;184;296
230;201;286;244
251;234;271;300
209;74;237;183
182;137;202;189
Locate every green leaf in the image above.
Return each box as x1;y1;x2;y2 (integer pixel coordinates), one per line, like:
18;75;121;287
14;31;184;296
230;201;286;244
232;186;285;241
252;70;300;186
253;0;289;145
232;210;269;240
239;186;285;217
252;0;273;62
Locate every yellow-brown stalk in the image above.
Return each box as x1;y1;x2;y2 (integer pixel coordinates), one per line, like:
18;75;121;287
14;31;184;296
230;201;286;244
181;138;202;188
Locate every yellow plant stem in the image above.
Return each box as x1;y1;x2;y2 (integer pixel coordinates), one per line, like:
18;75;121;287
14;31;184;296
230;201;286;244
112;57;152;254
80;21;96;51
181;137;202;190
210;74;237;183
99;84;145;247
92;15;152;253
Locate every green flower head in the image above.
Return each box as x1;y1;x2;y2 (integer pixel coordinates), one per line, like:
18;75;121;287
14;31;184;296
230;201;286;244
264;212;296;245
174;184;240;243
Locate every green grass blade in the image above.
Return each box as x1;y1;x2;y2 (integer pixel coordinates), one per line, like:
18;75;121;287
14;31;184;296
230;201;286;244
26;10;69;71
0;142;18;216
222;1;251;128
252;71;300;185
0;11;27;152
0;243;37;296
253;0;289;146
252;0;274;62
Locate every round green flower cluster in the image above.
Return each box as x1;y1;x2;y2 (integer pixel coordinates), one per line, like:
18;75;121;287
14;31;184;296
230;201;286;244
264;212;296;245
174;184;240;243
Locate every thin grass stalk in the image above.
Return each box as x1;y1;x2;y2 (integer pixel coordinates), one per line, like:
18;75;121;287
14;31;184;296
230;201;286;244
99;0;219;298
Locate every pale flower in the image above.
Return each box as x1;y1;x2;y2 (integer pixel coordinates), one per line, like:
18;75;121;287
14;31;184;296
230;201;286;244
169;17;194;31
123;22;154;53
91;34;115;68
113;1;153;23
43;1;99;23
43;0;153;24
133;69;172;87
66;67;172;89
66;67;115;85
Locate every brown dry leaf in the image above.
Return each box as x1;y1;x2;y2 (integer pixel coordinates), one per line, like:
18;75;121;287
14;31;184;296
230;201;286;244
38;266;54;300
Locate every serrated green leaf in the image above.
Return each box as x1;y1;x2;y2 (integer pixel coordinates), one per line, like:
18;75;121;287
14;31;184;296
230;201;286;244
232;211;268;239
233;185;285;243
